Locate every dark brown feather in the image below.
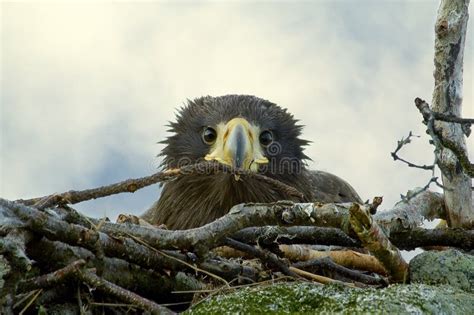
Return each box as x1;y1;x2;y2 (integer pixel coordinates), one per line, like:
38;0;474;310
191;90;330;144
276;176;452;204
141;169;361;230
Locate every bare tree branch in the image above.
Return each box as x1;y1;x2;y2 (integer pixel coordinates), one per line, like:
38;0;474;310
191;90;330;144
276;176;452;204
389;227;474;251
17;161;304;210
292;257;388;287
74;267;175;315
416;98;474;178
232;226;361;248
18;260;87;293
231;224;472;251
391;132;434;170
279;245;387;276
374;188;446;234
288;267;355;287
349;203;408;283
390;129;451;202
224;238;297;277
431;113;474;128
429;0;472;228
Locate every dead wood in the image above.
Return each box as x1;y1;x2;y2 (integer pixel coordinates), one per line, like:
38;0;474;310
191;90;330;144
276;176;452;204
374;188;446;234
17;161;304;210
25;238;204;299
350;203;409;283
389;227;474;251
224;238;297;277
279;245;387;276
1;161;472;312
429;0;472;228
292;257;388;287
232;226;361;247
74;266;175;315
18;260;87;293
288;267;355;287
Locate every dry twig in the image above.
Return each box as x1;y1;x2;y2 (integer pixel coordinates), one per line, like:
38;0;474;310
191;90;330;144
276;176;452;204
391;132;434;171
224;238;297;277
18;161;304;210
18;260;86;293
288;267;354;287
292;257;388;287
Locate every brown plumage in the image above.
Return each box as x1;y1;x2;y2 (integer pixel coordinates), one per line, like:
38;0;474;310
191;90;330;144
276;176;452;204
142;95;362;229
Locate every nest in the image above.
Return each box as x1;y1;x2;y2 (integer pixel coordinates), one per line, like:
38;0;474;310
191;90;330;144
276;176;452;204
1;161;471;314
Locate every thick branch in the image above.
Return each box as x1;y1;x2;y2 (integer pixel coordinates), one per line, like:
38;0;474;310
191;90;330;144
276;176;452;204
389;227;474;250
94;201;354;253
374;188;446;235
18;260;86;293
74;268;175;315
350;204;408;283
231;226;361;247
430;0;472;228
416;98;474;177
431;112;474;127
0;230;32;272
279;245;387;276
229;225;474;251
0;230;34;304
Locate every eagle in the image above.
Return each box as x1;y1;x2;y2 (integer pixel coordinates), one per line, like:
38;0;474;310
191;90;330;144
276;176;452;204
142;95;362;229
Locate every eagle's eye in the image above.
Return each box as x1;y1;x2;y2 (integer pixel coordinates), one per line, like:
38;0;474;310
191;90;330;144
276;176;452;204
202;127;217;145
259;130;273;146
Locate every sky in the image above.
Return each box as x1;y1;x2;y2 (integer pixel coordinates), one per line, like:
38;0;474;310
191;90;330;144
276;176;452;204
1;1;473;228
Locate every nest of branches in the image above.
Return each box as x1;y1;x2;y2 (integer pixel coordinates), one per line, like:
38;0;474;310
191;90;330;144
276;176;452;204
1;161;472;314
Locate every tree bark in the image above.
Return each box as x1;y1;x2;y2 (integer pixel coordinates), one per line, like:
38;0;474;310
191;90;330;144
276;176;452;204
432;0;472;227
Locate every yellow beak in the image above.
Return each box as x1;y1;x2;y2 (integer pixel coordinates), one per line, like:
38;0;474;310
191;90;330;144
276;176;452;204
204;118;268;172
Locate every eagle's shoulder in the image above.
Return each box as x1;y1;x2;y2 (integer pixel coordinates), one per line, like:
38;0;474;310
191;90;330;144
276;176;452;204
304;169;362;204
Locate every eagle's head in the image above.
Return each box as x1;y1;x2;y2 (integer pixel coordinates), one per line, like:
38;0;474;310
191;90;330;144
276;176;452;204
161;95;309;178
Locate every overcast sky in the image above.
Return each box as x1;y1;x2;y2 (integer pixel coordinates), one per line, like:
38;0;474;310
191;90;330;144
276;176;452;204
1;1;472;225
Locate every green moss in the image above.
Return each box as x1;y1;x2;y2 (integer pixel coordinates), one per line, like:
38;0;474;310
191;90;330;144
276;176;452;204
410;249;474;292
187;282;474;314
0;255;11;290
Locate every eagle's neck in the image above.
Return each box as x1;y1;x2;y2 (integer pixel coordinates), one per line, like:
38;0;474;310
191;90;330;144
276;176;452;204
142;171;311;230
